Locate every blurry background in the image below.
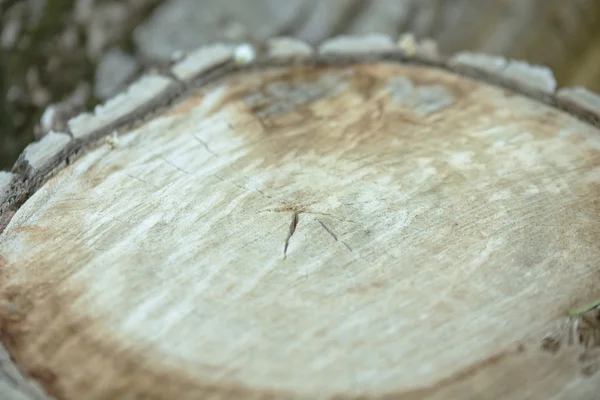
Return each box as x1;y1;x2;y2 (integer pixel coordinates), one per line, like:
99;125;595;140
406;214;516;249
1;0;600;169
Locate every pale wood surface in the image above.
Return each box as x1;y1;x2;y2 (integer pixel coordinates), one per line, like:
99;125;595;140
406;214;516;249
1;37;600;400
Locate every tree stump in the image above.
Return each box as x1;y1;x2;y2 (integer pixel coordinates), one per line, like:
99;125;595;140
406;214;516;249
1;35;600;400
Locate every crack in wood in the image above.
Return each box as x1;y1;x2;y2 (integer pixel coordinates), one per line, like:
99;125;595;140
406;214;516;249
213;173;276;204
283;211;300;259
158;156;190;175
125;173;160;190
318;218;354;254
191;134;218;156
318;219;338;241
341;240;354;253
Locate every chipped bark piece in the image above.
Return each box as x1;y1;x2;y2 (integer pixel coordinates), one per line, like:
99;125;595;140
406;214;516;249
170;44;235;82
0;171;15;231
502;60;557;93
16;131;71;175
450;52;557;94
266;37;313;59
557;86;600;119
7;131;72;208
68;74;178;143
318;34;396;55
0;172;12;204
2;46;600;400
449;51;508;74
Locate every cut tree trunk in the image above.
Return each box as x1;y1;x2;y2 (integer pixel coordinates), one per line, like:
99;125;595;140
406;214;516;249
1;35;600;400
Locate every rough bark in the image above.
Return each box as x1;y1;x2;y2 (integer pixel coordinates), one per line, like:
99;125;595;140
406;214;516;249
1;35;600;400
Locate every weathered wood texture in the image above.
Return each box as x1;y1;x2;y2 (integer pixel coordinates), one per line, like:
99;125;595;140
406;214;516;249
1;36;600;400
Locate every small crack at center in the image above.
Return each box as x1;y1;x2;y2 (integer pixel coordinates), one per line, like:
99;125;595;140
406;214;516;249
283;211;300;259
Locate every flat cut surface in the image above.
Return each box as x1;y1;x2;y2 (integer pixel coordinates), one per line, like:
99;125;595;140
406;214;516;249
1;63;600;400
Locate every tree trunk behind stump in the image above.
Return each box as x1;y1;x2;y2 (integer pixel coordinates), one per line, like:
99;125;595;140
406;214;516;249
0;35;600;400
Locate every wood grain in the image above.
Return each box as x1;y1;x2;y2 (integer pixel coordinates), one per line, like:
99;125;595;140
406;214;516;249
1;36;600;400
